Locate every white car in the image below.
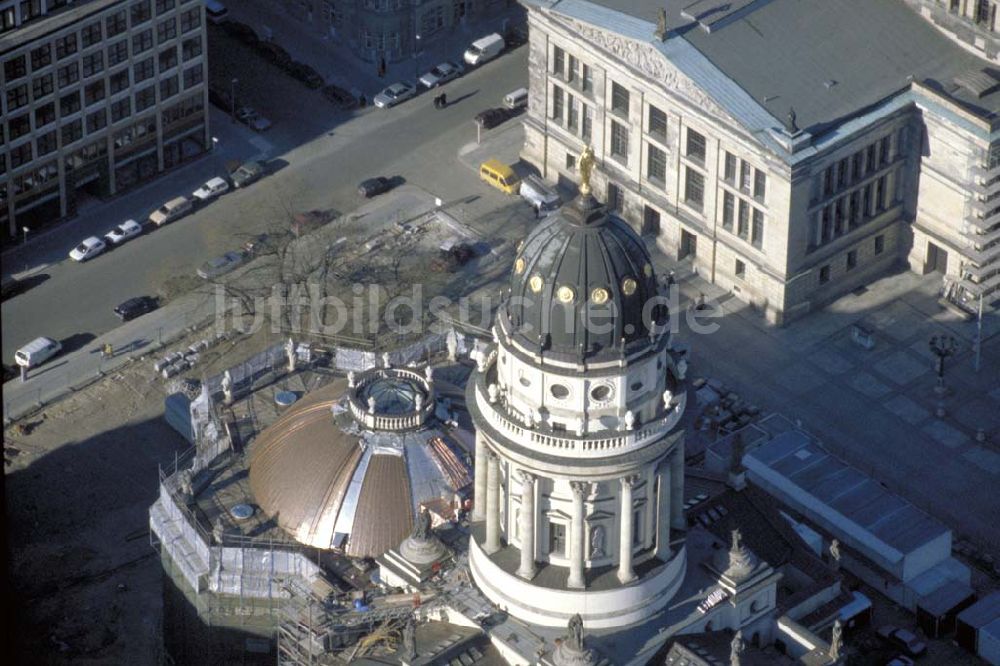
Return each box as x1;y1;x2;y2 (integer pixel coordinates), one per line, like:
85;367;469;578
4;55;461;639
104;219;143;245
419;61;463;88
69;236;107;262
193;177;230;201
373;82;416;108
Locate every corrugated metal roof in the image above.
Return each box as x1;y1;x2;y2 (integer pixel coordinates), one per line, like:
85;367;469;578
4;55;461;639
746;430;949;556
958;590;1000;629
347;452;413;558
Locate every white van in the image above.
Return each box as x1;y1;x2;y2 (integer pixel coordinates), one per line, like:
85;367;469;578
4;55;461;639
520;175;562;216
205;0;229;24
503;87;528;109
149;196;193;226
464;33;505;66
15;336;62;368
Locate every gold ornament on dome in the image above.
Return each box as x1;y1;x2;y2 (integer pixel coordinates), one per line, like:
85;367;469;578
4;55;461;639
579;144;595;196
622;277;638;296
514;257;526;274
529;275;544;293
591;287;610;304
643;263;653;277
556;286;575;304
517;240;524;252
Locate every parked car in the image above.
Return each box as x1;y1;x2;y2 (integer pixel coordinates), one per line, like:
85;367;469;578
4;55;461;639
257;41;293;68
14;336;62;368
287;61;324;89
198;251;247;279
114;296;159;321
520;175;562;217
503;87;528;109
229;161;265;188
321;84;357;109
222;21;259;45
149;196;193;226
475;107;516;129
419;61;463;88
886;656;915;666
877;626;927;658
104;219;143;245
479;159;519;195
69;236;107;262
236;106;272;131
192;177;230;202
463;33;505;66
373;82;416;108
242;233;274;256
358;177;391;198
205;0;228;24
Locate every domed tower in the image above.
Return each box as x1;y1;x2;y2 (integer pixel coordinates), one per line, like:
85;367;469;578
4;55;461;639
467;153;690;629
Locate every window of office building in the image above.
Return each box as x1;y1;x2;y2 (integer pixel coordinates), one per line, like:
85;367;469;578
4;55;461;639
60;90;81;116
81;21;103;48
739;160;752;192
874;234;885;255
837;158;848;189
611;81;629;116
182;63;202;89
57;62;79;88
30;44;51;70
751;208;764;249
180;7;201;33
135;85;156;111
722;191;734;230
552;45;564;76
182;36;202;60
686;128;706;164
684;167;704;210
160;74;179;99
62;118;83;145
582;64;592;92
157;17;177;44
724;151;736;182
567;93;578;131
737;199;749;239
735;259;746;279
131;0;153;25
86;108;107;133
107;10;128;36
852;152;863;182
9;115;31;140
10;143;33;169
32;73;54;100
876;175;886;211
82;52;104;78
35;101;56;127
822;166;833;196
647;144;666;184
581;104;592;142
862;182;873;217
549;522;566;556
607;182;624;213
158;46;177;72
834;199;844;236
846;250;857;270
866;144;876;173
133;29;154;54
848;190;860;227
56;34;78;60
565;152;576;171
551;85;563;121
84;79;106;105
610;121;629;162
111;97;131;123
19;0;42;23
648;105;667;141
108;39;129;66
5;54;26;80
156;0;176;14
879;135;890;165
566;54;577;82
134;57;154;82
36;130;57;156
819;265;830;284
753;169;766;201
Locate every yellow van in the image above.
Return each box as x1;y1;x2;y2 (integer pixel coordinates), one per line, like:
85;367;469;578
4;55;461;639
479;159;520;194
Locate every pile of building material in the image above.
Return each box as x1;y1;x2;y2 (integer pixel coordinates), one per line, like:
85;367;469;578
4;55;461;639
691;377;760;437
153;331;240;378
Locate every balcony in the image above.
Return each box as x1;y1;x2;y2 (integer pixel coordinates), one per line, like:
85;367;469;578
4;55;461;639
971;162;1000;183
965;206;1000;232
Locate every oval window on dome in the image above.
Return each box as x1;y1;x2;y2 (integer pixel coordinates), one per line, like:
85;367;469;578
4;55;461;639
643;263;653;278
529;275;544;293
514;257;526;274
630;380;644;392
550;384;570;400
590;384;613;402
556;286;575;304
622;277;638;296
519;375;531;387
590;287;610;304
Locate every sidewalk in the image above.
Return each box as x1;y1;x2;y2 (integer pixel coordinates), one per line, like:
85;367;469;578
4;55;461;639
227;1;523;98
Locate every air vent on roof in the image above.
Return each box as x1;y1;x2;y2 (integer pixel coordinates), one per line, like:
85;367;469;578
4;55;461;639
681;0;767;33
954;69;1000;99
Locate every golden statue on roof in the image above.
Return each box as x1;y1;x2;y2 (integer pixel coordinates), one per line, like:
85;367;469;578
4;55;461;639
578;144;595;196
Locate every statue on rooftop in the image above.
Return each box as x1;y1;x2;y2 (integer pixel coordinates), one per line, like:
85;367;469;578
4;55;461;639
401;614;416;661
578;145;595;196
785;107;799;134
730;528;743;554
654;7;668;40
730;629;745;666
411;507;432;541
567;613;585;651
829;619;843;660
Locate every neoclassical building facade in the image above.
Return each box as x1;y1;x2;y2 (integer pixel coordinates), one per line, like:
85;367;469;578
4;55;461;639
520;0;1000;324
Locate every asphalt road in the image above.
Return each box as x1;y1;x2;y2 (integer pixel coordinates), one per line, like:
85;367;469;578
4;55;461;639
1;45;529;364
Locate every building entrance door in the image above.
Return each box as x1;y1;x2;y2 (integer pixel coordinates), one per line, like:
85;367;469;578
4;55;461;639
679;229;697;260
927;242;948;274
642;205;661;236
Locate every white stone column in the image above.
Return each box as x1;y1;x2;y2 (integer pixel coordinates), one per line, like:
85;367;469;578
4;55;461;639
655;463;672;560
670;442;685;530
485;453;502;554
516;471;537;580
473;434;488;522
567;481;586;589
618;475;637;584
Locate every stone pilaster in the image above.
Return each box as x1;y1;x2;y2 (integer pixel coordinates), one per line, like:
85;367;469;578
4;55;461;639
568;481;587;589
617;475;638;584
655;463;672;560
473;433;488;522
516;471;537;580
485;452;502;554
670;441;685;530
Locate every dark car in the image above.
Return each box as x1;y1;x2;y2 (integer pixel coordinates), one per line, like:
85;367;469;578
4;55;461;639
114;296;158;321
877;626;927;658
475;107;515;129
287;61;324;89
222;21;259;45
358;177;391;198
258;41;292;68
321;84;357;109
229;160;266;188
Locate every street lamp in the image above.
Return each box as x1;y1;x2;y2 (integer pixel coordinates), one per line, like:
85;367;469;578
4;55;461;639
929;334;958;400
230;77;238;123
22;226;28;245
211;136;219;152
413;33;421;84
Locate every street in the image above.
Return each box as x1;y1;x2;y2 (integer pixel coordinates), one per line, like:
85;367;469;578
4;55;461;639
1;43;530;365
